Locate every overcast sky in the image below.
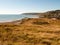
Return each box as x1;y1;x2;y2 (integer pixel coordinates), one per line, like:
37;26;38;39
0;0;60;14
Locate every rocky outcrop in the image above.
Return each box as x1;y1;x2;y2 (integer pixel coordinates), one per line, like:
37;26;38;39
38;10;60;19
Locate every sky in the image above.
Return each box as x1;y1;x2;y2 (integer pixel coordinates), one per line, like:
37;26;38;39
0;0;60;14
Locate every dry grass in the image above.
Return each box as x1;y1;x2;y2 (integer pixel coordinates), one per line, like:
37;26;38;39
0;18;60;45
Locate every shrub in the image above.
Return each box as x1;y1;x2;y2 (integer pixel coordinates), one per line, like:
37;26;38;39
4;27;12;32
33;21;49;25
42;41;51;45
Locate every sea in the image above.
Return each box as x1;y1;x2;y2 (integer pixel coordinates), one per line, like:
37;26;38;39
0;14;39;22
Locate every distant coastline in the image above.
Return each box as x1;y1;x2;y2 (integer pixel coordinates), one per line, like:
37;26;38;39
22;10;60;18
21;13;40;15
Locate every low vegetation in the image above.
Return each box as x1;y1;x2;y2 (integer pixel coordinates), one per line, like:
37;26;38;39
33;21;49;25
0;17;60;45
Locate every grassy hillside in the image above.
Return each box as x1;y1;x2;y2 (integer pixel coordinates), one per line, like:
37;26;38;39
0;18;60;45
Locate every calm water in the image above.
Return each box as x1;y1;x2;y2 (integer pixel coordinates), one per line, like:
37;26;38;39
0;14;38;22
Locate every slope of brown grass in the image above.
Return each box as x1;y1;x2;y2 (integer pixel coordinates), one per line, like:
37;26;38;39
0;18;60;45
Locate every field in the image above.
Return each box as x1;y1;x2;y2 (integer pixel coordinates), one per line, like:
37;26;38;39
0;18;60;45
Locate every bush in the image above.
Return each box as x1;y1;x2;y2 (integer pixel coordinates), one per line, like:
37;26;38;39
33;21;49;25
42;41;51;45
4;27;12;32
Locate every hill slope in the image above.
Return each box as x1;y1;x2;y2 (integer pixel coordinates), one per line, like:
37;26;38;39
0;18;60;45
39;10;60;18
22;10;60;19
